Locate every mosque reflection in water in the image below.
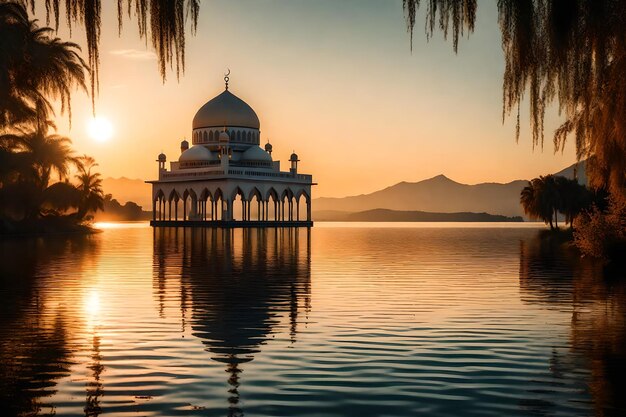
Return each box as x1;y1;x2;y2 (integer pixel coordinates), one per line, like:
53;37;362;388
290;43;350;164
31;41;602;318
153;227;311;416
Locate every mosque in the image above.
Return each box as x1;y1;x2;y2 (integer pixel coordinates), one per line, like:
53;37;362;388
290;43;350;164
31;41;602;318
148;75;314;227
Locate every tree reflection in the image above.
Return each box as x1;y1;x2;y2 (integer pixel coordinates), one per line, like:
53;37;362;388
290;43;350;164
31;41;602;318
519;235;626;417
153;227;311;416
0;236;99;416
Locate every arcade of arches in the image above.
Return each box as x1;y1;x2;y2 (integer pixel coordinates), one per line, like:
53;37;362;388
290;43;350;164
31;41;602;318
153;185;311;223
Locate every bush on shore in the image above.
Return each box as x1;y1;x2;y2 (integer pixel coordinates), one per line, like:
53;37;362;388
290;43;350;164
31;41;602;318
574;196;626;261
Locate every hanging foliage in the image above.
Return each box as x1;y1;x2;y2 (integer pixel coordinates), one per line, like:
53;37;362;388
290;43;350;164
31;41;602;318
404;0;626;200
13;0;199;100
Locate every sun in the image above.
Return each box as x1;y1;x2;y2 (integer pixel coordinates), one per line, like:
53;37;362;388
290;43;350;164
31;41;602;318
87;116;114;142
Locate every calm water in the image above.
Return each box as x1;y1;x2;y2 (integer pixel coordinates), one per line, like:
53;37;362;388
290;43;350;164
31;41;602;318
0;223;625;417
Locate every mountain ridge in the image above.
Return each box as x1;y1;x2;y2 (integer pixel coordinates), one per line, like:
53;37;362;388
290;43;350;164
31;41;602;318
313;162;585;218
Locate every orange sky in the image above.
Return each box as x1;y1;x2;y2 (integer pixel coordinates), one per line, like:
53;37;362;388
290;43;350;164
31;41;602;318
43;0;578;198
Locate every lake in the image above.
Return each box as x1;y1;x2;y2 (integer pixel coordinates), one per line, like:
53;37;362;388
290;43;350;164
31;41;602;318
0;223;624;416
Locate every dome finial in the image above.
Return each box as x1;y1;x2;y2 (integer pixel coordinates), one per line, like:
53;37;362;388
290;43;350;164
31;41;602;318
224;68;230;90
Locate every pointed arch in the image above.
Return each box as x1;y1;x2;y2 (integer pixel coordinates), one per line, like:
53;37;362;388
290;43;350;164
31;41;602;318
295;189;309;202
154;189;165;200
295;189;310;222
247;187;263;202
280;188;293;202
168;189;180;202
153;189;166;221
229;186;247;221
230;186;246;202
208;187;224;221
200;188;211;201
213;187;223;201
265;187;279;203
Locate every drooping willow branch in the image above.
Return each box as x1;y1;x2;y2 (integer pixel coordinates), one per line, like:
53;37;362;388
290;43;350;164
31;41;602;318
403;0;626;198
18;0;199;103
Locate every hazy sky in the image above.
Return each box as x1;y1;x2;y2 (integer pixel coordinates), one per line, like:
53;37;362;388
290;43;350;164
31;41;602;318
45;0;578;198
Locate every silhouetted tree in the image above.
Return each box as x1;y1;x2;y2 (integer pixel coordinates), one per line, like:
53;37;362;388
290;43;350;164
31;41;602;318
404;1;626;202
0;2;87;129
555;176;590;228
520;175;593;230
2;126;74;184
521;180;548;227
42;180;80;214
0;126;77;219
74;155;104;220
521;176;555;229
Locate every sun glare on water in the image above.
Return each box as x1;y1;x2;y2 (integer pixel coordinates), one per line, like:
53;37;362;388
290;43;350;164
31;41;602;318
87;116;114;142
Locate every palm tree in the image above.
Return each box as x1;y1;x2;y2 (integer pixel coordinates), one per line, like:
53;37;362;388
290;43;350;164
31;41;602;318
1;126;75;188
541;176;560;229
520;181;546;227
41;180;80;215
73;155;104;220
520;175;560;229
0;3;87;130
404;1;626;202
555;176;589;228
0;124;76;220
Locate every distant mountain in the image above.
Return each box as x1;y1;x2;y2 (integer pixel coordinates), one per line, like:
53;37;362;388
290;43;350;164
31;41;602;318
102;177;151;209
313;162;588;219
314;175;528;217
343;209;523;222
554;161;588;186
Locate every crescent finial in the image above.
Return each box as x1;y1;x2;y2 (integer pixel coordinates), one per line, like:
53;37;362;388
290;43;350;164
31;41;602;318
224;68;231;90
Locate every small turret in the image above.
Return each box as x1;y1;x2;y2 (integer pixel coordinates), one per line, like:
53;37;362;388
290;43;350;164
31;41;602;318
157;152;166;170
180;139;189;154
264;140;273;155
289;151;299;175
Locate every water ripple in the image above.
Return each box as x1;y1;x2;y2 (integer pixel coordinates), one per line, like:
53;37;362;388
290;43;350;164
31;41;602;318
0;224;624;416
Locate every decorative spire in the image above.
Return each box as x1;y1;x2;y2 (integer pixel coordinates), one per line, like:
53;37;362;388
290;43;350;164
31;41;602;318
224;68;230;90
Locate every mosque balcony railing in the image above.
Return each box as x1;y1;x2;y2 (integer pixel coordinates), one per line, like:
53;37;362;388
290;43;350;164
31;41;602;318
158;167;312;183
160;170;225;180
233;170;312;182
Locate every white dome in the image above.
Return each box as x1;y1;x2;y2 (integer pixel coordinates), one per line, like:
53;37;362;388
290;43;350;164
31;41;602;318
179;145;216;162
240;146;272;162
193;90;260;130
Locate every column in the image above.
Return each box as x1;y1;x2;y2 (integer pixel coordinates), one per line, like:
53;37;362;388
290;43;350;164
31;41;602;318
307;199;311;221
297;200;300;221
289;200;293;221
152;199;156;221
226;199;233;221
